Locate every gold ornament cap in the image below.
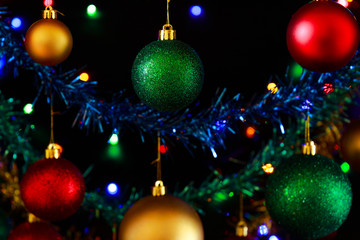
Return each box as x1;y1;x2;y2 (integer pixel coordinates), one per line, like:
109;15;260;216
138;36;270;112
43;6;57;19
236;220;248;237
159;24;176;41
45;143;61;159
43;6;64;19
152;180;166;197
302;140;316;156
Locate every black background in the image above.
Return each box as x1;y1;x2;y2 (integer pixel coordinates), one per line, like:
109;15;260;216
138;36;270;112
1;0;360;239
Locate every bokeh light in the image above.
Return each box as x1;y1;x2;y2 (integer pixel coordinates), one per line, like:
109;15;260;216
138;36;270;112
160;144;168;154
108;133;119;145
11;17;22;29
79;72;89;82
44;0;53;7
341;162;350;173
269;235;280;240
106;183;119;195
246;126;256;138
289;62;303;79
23;103;33;114
258;224;269;236
337;0;349;8
87;4;97;17
267;82;278;94
190;5;202;16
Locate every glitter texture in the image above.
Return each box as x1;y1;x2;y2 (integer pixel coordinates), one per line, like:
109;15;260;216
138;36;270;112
132;40;204;112
265;154;352;239
20;158;85;222
8;222;62;240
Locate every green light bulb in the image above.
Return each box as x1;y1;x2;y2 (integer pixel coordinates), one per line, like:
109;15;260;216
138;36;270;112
23;103;33;114
341;162;350;173
108;133;119;145
87;4;97;17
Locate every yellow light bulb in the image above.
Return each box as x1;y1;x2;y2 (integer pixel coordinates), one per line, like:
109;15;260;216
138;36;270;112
267;82;278;94
79;72;89;82
262;163;274;174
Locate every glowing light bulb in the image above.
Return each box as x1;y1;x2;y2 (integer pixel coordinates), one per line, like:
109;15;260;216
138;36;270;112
262;163;275;174
11;17;22;29
23;103;33;114
159;144;168;154
108;133;119;145
246;126;256;138
190;5;202;16
87;4;97;17
267;82;278;94
341;162;350;173
290;62;303;79
337;0;349;7
107;183;119;195
44;0;53;7
258;224;269;236
79;72;89;82
269;235;280;240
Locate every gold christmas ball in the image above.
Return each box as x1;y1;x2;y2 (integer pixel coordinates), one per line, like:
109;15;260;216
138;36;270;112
25;19;73;66
119;195;204;240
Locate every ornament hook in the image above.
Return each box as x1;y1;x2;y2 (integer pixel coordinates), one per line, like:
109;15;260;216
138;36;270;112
151;131;166;196
236;192;248;237
159;0;176;40
43;6;64;19
302;113;316;155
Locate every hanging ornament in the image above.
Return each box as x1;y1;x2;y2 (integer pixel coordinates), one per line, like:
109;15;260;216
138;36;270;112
25;6;73;66
286;0;360;73
119;133;204;240
8;222;62;240
20;99;85;221
20;152;85;221
340;120;360;173
265;115;352;239
132;0;204;111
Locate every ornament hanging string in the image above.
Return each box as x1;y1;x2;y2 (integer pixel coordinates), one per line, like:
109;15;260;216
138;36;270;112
45;78;61;159
305;113;310;144
166;0;171;25
151;131;162;181
50;79;55;145
239;192;244;222
302;111;316;155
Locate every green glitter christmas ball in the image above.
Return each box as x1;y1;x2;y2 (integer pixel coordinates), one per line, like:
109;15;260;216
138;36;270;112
265;154;352;239
132;40;204;112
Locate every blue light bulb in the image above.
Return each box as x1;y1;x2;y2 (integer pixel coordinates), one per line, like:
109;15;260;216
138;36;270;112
11;17;22;29
190;5;202;16
107;183;119;195
269;235;280;240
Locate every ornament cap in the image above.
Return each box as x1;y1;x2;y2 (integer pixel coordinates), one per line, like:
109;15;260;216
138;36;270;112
43;6;64;19
159;24;176;41
152;180;166;197
236;220;248;237
302;140;316;156
45;143;61;159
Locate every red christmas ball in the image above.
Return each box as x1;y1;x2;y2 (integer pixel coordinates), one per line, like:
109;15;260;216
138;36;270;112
20;158;85;221
8;222;62;240
286;0;360;73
